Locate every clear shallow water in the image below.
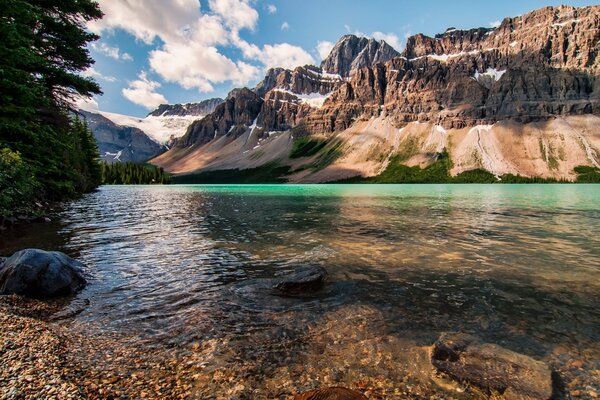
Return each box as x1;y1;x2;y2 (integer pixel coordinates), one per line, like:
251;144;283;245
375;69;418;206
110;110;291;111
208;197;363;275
2;184;599;397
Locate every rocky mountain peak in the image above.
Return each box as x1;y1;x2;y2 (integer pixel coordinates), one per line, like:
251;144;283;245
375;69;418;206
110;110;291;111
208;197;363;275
320;34;400;77
147;98;224;117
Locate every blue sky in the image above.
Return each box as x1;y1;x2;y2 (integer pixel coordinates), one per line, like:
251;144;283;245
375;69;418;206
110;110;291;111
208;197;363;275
81;0;596;117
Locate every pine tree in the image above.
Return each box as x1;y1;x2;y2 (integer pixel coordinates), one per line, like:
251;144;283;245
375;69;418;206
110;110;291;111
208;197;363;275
0;0;103;215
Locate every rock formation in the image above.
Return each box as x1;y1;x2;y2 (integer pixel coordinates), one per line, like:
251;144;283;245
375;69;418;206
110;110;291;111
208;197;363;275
81;110;167;163
432;332;554;400
272;266;328;297
152;5;600;183
0;249;87;298
147;98;224;117
321;35;400;77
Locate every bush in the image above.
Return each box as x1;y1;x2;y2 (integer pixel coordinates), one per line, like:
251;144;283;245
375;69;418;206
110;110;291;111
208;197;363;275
0;148;39;216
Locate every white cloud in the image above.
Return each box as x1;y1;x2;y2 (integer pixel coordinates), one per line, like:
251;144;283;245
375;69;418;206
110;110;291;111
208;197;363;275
91;42;133;61
316;41;334;60
233;34;314;70
90;0;315;93
150;42;259;92
89;0;201;44
259;43;315;70
122;72;168;109
370;31;401;51
281;22;290;31
490;20;501;28
208;0;258;31
267;4;277;14
74;96;99;112
81;67;117;82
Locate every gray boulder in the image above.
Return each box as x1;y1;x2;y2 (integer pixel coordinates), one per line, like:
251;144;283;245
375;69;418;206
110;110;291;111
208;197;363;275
0;249;87;298
432;332;553;400
272;265;328;296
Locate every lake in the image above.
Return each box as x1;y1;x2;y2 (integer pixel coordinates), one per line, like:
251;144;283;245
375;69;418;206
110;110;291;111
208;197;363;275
1;184;599;398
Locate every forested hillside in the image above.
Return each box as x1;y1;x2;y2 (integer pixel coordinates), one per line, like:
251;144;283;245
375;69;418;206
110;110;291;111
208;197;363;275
0;0;103;216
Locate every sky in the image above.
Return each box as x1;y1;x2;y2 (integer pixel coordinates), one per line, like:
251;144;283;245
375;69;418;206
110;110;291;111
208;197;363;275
80;0;597;117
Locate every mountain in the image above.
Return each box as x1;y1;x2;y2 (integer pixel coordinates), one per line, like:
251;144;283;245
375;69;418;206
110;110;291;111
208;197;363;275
152;5;600;182
82;98;224;163
80;110;167;163
320;34;400;77
147;98;224;117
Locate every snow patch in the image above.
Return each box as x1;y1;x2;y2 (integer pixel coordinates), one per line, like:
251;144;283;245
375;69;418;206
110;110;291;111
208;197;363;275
552;19;580;27
473;68;507;83
272;89;332;108
99;111;203;144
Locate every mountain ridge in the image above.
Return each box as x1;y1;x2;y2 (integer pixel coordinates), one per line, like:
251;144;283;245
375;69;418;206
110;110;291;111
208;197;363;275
152;5;599;182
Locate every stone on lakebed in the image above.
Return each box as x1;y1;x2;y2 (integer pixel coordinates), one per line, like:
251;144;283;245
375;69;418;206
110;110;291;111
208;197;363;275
431;332;554;400
0;249;86;298
294;387;367;400
272;265;328;296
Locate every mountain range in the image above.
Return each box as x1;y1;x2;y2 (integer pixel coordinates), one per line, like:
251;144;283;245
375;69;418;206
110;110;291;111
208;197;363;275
85;5;600;181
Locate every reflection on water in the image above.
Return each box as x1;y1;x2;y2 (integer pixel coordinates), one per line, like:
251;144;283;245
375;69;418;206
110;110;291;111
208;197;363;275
1;184;599;397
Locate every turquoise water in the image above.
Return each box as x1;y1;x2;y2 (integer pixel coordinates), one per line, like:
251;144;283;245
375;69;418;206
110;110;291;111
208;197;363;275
1;184;599;397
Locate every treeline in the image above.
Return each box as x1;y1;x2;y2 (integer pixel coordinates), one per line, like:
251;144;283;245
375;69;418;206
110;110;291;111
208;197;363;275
0;0;104;216
101;162;171;185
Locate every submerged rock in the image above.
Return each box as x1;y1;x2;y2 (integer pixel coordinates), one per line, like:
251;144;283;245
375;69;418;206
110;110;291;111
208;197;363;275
0;249;86;298
431;332;553;400
294;387;367;400
272;266;328;296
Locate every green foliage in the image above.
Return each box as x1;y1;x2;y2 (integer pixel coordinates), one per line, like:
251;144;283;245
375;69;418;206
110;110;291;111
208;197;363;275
342;151;453;183
289;137;329;159
173;162;291;184
101;162;171;185
0;148;39;215
574;165;600;183
0;0;103;216
338;151;564;184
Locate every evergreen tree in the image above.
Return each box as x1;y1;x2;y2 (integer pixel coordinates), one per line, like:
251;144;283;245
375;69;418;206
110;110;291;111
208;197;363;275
0;0;103;215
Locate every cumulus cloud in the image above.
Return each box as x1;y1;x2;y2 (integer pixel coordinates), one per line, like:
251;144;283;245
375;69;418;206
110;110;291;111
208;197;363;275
233;34;314;70
91;42;133;61
490;20;502;28
90;0;315;93
150;42;259;91
316;41;334;60
281;21;290;31
122;72;168;109
267;4;277;14
370;32;401;51
81;67;117;82
208;0;258;31
88;0;200;44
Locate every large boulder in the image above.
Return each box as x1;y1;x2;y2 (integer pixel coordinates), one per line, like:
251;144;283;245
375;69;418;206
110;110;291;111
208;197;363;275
431;332;554;400
272;265;328;297
0;249;87;298
294;387;367;400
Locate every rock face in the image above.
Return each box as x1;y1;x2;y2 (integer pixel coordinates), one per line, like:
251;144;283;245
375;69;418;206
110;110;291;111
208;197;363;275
80;111;167;163
272;266;328;296
153;5;600;183
177;88;263;147
0;249;87;298
307;5;600;133
431;333;553;400
147;98;223;117
294;387;367;400
321;35;400;77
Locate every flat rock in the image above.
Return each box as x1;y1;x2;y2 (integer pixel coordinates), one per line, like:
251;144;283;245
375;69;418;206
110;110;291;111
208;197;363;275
431;332;553;400
294;387;367;400
0;249;86;298
272;265;328;296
